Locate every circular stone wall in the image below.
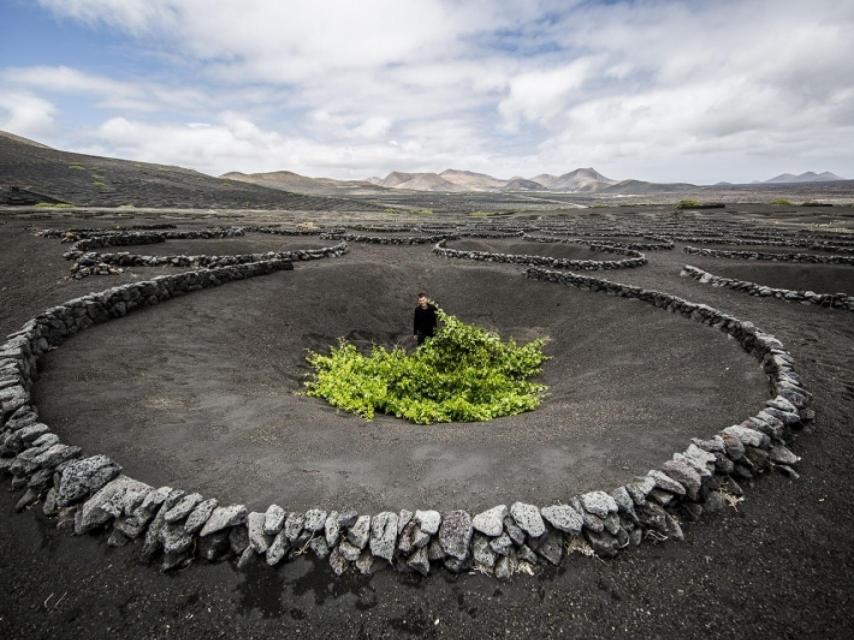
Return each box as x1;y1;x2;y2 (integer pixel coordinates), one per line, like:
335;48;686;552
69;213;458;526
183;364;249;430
32;246;767;512
702;262;854;296
129;234;332;257
447;238;617;261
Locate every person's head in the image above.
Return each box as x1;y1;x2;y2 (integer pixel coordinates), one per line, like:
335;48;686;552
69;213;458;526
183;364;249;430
417;292;429;308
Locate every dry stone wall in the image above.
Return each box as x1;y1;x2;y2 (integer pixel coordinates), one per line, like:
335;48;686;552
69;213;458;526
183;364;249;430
433;239;648;271
681;264;854;311
45;226;348;278
0;250;811;579
683;245;854;264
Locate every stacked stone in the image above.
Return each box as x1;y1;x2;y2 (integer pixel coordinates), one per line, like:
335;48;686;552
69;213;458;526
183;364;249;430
433;239;647;271
683;246;854;264
241;225;328;236
1;258;293;530
533;229;670;242
63;242;349;278
341;224;425;234
0;249;812;580
681;265;854;311
523;234;674;251
37;224;178;239
456;230;525;239
70;228;246;252
670;235;854;254
320;232;453;245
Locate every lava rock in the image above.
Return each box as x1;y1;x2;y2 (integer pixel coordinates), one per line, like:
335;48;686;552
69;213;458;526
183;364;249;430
304;508;327;532
662;459;702;499
723;425;770;448
263;504;286;535
283;511;305;542
495;555;513;579
398;509;413;534
369;511;399;562
407;547;430;576
199;504;247;537
161;522;194;555
540;504;583;534
348;515;371;549
164;493;202;523
510;502;545;538
324;511;341;547
338;539;362;562
56;455;122;507
184;498;218;534
265;531;289;566
537;532;565;566
770;445;801;465
247;511;271;553
439;510;473;560
414;510;441;535
472;534;497;569
472;505;508;537
580;491;618;518
647;469;687;496
75;475;151;534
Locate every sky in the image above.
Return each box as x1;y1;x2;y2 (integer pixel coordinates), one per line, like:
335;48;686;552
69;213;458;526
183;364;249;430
1;0;852;183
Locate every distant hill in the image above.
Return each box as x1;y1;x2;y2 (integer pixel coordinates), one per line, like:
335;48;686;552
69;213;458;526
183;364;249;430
547;167;618;192
766;171;846;184
439;169;507;191
221;169;386;196
503;177;546;191
369;166;618;193
0;130;54;149
376;171;468;191
0;130;374;210
600;179;697;195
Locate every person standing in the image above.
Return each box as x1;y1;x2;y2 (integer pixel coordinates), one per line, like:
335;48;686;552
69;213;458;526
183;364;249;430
413;292;437;346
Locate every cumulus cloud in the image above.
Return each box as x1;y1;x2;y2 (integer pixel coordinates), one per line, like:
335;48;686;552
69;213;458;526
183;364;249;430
7;0;853;181
0;90;56;138
84;113;497;178
1;66;208;112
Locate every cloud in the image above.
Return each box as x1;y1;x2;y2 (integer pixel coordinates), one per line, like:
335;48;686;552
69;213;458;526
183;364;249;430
0;66;207;113
86;113;501;178
11;0;854;182
0;90;56;137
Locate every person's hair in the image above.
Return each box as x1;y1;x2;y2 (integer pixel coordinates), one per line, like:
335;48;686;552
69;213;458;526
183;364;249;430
417;292;427;298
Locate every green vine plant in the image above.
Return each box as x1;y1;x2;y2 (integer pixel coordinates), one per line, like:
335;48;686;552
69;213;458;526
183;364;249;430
304;307;550;424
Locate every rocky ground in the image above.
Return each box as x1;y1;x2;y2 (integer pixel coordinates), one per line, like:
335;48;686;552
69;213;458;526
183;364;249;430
1;205;854;639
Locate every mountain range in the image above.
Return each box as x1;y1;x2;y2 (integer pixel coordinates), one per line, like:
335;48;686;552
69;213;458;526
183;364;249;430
225;167;685;194
1;129;850;205
0;130;375;210
765;171;846;184
224;165;849;196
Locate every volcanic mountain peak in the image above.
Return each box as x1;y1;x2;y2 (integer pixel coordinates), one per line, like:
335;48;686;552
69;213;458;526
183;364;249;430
503;177;546;191
439;169;507;190
546;167;618;192
378;171;466;191
766;171;846;183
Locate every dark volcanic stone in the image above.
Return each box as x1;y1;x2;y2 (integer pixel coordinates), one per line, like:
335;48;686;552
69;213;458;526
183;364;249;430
439;510;473;561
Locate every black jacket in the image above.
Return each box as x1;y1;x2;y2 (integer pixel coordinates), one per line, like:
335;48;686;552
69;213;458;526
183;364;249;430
413;304;438;336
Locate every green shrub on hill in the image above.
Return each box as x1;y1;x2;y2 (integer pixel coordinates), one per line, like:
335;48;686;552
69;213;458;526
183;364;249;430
304;308;549;424
675;199;701;209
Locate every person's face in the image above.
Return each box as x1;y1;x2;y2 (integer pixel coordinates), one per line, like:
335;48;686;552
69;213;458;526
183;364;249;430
418;295;428;308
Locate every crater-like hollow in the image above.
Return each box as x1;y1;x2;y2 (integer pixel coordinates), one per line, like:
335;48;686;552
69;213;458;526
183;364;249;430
33;246;767;512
